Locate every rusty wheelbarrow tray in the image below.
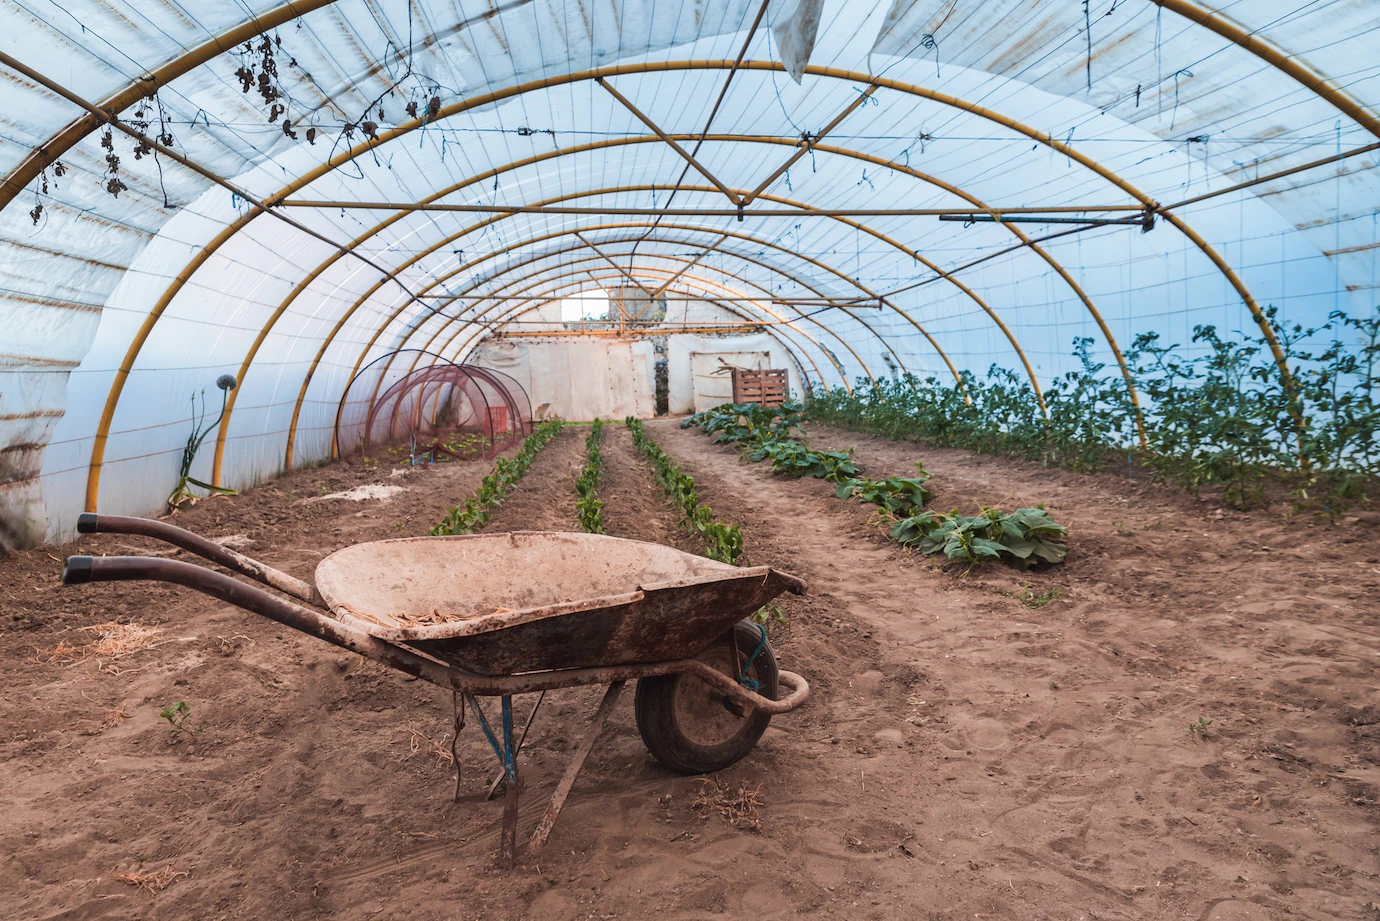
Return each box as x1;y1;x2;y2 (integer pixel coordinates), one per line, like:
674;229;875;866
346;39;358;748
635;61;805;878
62;514;809;866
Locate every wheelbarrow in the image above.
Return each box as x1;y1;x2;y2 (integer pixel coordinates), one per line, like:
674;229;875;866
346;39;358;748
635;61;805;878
61;514;809;866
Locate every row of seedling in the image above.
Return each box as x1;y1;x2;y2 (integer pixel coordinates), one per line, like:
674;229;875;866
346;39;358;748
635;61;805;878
576;419;606;534
625;417;743;564
430;420;564;534
683;403;1068;571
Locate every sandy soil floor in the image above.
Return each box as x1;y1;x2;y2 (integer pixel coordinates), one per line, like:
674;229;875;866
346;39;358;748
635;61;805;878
1;419;1376;920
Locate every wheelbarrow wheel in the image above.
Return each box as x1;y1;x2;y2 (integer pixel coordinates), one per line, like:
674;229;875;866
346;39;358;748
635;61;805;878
635;619;778;774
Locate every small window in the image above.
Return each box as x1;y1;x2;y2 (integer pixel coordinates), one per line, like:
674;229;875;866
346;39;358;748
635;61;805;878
561;289;610;322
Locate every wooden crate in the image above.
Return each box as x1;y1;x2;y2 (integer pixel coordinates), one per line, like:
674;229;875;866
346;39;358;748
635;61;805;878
731;368;788;406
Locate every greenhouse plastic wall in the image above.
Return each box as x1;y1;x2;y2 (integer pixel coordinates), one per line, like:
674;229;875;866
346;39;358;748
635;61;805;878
0;0;1371;549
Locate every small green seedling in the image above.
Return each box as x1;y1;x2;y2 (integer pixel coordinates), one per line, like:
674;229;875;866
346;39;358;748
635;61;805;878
1002;582;1064;609
159;701;206;736
1188;717;1212;739
751;603;789;633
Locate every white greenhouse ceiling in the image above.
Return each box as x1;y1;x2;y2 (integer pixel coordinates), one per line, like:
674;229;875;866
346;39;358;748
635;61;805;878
0;0;1377;549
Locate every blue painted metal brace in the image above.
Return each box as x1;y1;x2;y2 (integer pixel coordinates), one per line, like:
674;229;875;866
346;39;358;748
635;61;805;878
737;622;769;691
464;693;517;785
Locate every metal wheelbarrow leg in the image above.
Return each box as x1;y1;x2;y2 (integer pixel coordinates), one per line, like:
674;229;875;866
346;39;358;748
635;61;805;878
530;681;624;853
463;682;625;864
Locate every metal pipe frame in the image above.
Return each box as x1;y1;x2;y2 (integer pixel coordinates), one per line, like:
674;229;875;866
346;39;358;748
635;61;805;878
649;233;730;298
1148;0;1380;141
277;214;933;475
313;210;912;380
432;267;837;389
278;176;1047;478
348;266;830;457
275;201;1145;217
380;254;840;391
59;60;1285;508
194;125;1150;488
306;184;1041;425
437;275;841;389
346;261;849;461
252;125;1380;454
280;226;892;474
1162;140;1380;212
424;276;821;426
6;1;1370;214
221;173;924;485
268;132;1126;473
493;325;799;338
348;236;886;415
574;231;660;302
741;84;879;207
383;243;865;366
596;77;741;207
0;0;342;209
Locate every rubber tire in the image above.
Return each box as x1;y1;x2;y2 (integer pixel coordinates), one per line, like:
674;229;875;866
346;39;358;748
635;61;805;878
634;619;779;774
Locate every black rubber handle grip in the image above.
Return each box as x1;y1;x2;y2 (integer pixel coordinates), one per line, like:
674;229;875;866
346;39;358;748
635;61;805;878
62;556;94;584
60;513;318;603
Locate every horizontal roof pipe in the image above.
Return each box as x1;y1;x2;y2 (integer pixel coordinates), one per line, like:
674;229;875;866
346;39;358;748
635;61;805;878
277;200;1144;217
939;212;1155;231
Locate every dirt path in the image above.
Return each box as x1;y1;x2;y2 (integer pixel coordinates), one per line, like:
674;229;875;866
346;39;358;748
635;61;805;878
652;417;1380;921
597;424;699;554
482;425;584;533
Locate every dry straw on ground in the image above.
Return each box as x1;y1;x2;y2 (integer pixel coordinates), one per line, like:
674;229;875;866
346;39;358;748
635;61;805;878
31;621;160;669
114;866;187;893
395;723;455;768
691;778;764;833
75;706;127;736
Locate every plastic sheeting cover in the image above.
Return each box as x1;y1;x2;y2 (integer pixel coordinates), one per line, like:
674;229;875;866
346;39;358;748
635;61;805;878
0;0;1375;549
470;339;656;421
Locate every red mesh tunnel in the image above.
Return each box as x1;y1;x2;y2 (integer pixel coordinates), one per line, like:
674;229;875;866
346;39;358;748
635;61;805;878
335;350;533;462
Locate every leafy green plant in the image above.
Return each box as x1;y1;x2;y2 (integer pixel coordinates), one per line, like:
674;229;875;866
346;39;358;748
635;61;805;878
686;403;942;530
626;417;743;564
1000;582;1064;608
576;419;606;534
440;431;490;460
747;440;860;482
431;421;563;534
889;505;1068;572
834;463;933;516
159;701;205;736
684;404;1071;573
683;401;804;447
1188;717;1212;739
751;602;789;633
803;309;1380;516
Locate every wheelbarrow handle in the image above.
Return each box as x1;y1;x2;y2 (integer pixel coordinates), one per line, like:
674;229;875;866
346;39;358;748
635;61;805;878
63;554;464;687
76;513;319;604
674;660;810;715
60;555;813;712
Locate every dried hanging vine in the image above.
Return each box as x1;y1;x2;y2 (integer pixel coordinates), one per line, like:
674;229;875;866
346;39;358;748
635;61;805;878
228;26;446;160
28;160;66;225
98;127;129;199
31;20;459;216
